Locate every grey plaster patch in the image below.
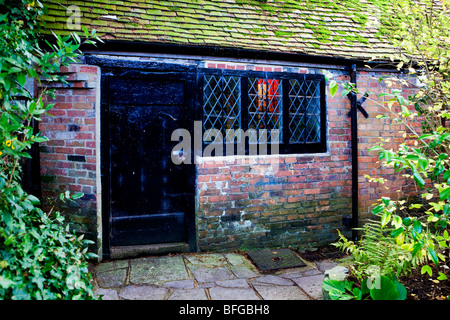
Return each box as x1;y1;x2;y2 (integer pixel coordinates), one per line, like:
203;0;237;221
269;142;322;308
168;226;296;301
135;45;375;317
188;265;235;283
292;274;324;300
129;255;189;285
253;285;310;300
209;287;261;300
119;285;169;300
168;288;208;300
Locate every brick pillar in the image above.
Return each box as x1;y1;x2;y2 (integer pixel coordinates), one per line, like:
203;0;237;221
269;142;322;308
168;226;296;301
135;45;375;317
39;64;100;250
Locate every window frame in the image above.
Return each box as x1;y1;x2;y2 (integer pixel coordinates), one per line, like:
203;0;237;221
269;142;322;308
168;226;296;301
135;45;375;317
198;68;327;155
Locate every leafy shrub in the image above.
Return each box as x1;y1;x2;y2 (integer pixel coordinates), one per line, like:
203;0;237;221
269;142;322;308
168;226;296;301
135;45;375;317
0;190;97;299
0;0;101;299
326;0;450;299
323;275;407;300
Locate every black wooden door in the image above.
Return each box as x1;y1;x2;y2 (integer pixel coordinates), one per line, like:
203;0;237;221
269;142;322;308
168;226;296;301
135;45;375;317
103;69;196;248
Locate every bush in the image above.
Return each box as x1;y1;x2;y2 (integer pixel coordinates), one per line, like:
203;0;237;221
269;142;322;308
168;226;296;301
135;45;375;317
0;0;101;299
326;0;450;299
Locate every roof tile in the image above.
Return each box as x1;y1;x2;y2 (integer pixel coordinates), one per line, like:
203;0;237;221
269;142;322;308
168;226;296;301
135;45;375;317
40;0;395;60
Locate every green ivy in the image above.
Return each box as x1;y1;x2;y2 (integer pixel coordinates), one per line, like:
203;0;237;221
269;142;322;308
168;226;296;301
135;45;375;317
0;0;101;299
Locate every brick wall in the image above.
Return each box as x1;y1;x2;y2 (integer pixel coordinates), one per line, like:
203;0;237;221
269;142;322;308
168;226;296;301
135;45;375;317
39;64;99;243
36;59;418;255
196;62;353;251
356;71;419;221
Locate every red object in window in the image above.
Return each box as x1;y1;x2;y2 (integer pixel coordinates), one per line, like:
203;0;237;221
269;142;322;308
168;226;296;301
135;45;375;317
257;79;279;128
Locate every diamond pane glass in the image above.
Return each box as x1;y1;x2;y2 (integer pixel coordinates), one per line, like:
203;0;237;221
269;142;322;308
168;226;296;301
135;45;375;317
203;75;241;142
288;79;321;143
248;78;282;143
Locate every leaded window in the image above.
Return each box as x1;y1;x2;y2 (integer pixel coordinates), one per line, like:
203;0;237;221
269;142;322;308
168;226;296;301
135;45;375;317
201;69;326;154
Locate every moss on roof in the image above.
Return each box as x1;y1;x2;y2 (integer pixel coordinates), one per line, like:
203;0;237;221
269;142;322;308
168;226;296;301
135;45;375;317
40;0;395;60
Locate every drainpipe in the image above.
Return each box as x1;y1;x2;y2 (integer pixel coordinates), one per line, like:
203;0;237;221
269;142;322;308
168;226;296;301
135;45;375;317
349;63;359;241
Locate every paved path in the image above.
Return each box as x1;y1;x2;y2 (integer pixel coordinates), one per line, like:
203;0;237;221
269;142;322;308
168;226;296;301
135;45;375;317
91;252;337;300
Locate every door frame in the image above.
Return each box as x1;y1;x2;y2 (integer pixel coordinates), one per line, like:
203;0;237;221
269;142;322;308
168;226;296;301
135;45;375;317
86;55;199;258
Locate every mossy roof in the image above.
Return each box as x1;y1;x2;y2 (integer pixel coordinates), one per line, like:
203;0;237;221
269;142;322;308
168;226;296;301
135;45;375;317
40;0;395;61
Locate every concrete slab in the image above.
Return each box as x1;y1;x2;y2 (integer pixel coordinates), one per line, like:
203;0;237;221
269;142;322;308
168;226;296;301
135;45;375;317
253;285;311;300
168;288;208;300
292;274;324;300
119;285;169;300
129;255;189;285
209;287;261;300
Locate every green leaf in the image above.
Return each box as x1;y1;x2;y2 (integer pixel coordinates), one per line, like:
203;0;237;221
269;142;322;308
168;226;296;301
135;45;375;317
369;276;401;300
322;279;346;293
27;194;41;205
17;73;26;87
443;170;450;182
412;171;425;188
390;227;404;238
8;66;22;74
439;187;450;201
405;155;421;161
329;80;337;97
372;205;384;215
428;248;439;266
395;281;407;300
421;265;432;276
71;192;84;200
437;272;448;281
413;220;422;234
402;217;412;226
381;212;391;227
418;158;427;171
0;276;15;289
439;133;450;143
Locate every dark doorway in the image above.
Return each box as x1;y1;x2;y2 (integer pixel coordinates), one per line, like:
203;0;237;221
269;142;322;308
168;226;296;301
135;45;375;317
98;61;198;257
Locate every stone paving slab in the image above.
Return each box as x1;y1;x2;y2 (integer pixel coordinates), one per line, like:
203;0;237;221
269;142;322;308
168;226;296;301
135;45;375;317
129;255;189;285
168;288;208;300
188;265;236;283
253;285;310;300
209;287;261;300
215;279;249;288
92;252;334;301
119;285;169;300
250;275;294;286
96;267;127;288
292;274;325;300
